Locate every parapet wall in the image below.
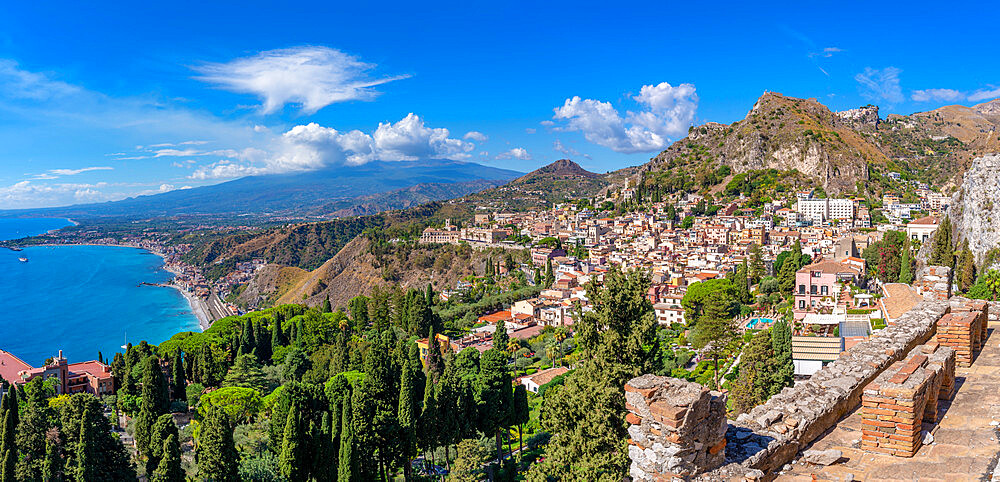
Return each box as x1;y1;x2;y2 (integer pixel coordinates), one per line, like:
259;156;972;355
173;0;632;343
624;266;979;480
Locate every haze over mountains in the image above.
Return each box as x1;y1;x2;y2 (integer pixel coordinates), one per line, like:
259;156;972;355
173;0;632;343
1;160;521;220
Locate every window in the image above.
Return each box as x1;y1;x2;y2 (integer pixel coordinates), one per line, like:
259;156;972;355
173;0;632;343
799;300;805;309
811;285;818;295
821;286;828;296
799;285;806;294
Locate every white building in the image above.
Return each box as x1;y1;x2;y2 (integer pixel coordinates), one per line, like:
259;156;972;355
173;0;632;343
905;216;939;243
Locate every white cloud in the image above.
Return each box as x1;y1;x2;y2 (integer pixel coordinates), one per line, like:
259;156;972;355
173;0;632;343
0;59;79;100
496;148;532;161
855;67;903;104
158;184;174;192
552;82;697;153
463;131;488;142
969;87;1000;102
809;47;844;58
188;114;474;179
525;128;536;134
539;120;555;126
193;46;409;114
911;88;965;102
31;166;113;180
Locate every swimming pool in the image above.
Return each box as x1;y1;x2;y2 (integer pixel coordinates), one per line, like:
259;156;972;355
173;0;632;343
747;317;775;329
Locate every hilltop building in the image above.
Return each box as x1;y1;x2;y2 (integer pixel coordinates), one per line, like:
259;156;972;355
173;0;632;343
0;349;114;396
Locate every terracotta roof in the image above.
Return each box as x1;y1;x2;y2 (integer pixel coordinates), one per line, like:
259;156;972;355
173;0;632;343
525;366;569;386
0;350;32;385
907;216;939;226
478;310;512;324
67;361;112;380
799;260;861;276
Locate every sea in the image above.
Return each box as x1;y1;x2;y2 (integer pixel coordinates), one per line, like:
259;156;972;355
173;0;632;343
0;218;201;366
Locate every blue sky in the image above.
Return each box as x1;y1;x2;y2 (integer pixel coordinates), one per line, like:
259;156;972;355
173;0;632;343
1;1;999;208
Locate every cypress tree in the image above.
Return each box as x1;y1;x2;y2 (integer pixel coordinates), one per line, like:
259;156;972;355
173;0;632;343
425;283;435;306
245;320;257;357
197;406;238;482
255;320;271;362
418;373;439;461
151;434;183;482
0;390;17;482
135;355;169;457
338;396;357;481
146;413;178;478
398;356;419;480
278;404;305;481
512;384;529;455
271;314;284;357
493;319;510;354
42;436;61;482
322;297;333;313
476;349;513;465
171;351;186;401
425;326;444;377
769;319;794;395
199;345;218;386
75;410;95;482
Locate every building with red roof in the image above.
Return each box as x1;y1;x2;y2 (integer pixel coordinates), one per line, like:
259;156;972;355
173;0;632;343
0;349;113;396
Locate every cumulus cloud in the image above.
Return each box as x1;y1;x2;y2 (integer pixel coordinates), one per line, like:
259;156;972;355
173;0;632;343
463;131;488;142
552;81;698;153
189;114;474;180
194;46;409;114
496;148;532;161
911;88;965;102
855;67;903;104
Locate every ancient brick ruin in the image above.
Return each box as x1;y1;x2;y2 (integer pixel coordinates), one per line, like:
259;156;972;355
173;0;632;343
624;266;998;480
859;343;955;456
624;374;728;480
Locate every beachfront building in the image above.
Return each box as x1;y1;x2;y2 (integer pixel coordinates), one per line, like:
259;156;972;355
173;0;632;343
0;349;114;396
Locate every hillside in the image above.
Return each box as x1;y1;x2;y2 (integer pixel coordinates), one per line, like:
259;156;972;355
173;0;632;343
461;159;610;211
234;236;519;310
638;92;1000;195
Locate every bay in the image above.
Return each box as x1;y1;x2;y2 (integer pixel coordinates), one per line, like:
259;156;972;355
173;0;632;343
0;219;200;366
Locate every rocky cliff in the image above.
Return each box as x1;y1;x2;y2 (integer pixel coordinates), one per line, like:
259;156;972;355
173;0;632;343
640;93;1000;195
948;153;1000;264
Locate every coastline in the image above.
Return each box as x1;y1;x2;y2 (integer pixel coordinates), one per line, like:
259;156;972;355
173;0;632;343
17;242;212;332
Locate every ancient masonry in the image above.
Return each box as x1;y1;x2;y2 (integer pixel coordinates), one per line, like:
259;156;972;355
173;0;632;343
624;375;728;480
624;266;995;480
859;343;955;456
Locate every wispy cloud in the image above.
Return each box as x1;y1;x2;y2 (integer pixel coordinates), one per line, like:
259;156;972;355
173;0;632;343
969;87;1000;102
855;67;903;105
31;166;113;180
809;47;844;58
193;46;410;114
552;81;697;153
911;88;965;102
553;139;590;160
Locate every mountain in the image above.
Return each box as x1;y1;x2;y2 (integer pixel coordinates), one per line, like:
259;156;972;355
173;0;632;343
1;160;521;221
638;92;1000;195
460;159;610;210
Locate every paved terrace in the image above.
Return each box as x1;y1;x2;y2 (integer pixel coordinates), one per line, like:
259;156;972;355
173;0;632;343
777;316;1000;482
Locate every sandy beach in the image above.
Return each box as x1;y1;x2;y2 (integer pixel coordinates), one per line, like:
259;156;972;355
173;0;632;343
158;260;212;331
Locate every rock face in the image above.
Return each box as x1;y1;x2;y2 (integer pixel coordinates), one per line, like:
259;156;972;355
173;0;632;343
948;154;1000;264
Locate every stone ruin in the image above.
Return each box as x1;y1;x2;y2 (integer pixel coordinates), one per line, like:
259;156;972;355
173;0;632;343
625;374;728;480
913;265;951;301
623;266;996;480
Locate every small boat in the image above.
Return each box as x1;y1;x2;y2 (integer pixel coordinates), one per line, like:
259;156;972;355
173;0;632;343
18;257;28;262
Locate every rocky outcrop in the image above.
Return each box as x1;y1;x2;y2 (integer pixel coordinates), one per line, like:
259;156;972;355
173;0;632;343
835;105;880;130
948;153;1000;264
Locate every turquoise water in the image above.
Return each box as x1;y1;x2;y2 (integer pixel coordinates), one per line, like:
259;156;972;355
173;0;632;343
0;217;73;240
747;317;775;329
0;219;200;366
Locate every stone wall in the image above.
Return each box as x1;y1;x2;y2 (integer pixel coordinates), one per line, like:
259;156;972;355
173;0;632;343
624;375;729;480
622;268;996;480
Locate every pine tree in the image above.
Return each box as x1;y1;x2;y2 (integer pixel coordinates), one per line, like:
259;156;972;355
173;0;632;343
278;404;305;481
151;434;183;482
338;397;358;481
197;406;238;482
223;353;268;392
